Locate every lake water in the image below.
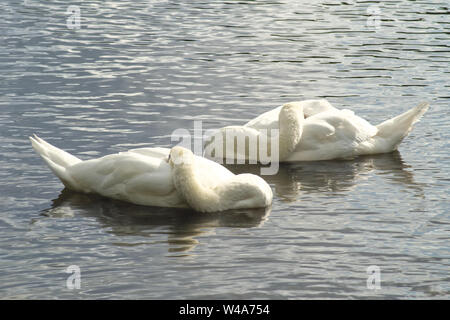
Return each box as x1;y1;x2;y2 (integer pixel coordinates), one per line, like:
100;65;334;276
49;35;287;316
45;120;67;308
0;0;449;299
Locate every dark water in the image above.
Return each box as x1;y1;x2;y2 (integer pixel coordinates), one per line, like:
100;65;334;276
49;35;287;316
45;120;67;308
0;0;449;299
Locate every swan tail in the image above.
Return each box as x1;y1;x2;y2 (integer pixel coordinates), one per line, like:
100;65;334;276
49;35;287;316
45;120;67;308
373;102;429;151
30;135;82;189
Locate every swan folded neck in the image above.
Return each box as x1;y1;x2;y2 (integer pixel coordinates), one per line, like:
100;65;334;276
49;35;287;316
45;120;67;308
278;103;304;161
172;163;220;212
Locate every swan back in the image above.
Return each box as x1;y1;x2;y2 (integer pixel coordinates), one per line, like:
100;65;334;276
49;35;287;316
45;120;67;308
245;99;337;131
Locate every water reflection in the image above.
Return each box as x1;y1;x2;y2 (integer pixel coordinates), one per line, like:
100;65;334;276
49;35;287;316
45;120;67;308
225;151;424;201
40;189;271;254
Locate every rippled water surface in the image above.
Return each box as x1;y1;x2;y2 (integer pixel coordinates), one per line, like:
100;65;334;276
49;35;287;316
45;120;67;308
0;0;449;299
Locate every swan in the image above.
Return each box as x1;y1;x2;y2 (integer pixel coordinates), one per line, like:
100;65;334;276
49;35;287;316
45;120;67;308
204;99;429;162
29;135;273;212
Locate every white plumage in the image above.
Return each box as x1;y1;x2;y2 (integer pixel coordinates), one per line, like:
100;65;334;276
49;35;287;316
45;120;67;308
204;99;429;162
30;136;273;212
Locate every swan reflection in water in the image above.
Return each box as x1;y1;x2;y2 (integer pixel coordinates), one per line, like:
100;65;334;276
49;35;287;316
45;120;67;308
40;190;271;255
225;151;425;202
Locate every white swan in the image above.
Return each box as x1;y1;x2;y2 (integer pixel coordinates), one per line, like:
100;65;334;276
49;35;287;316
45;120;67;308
29;135;273;212
204;99;429;162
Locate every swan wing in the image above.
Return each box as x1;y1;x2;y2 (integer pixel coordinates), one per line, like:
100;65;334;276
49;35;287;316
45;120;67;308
287;109;378;161
302;120;336;144
195;155;236;188
305;109;378;143
66;150;185;207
